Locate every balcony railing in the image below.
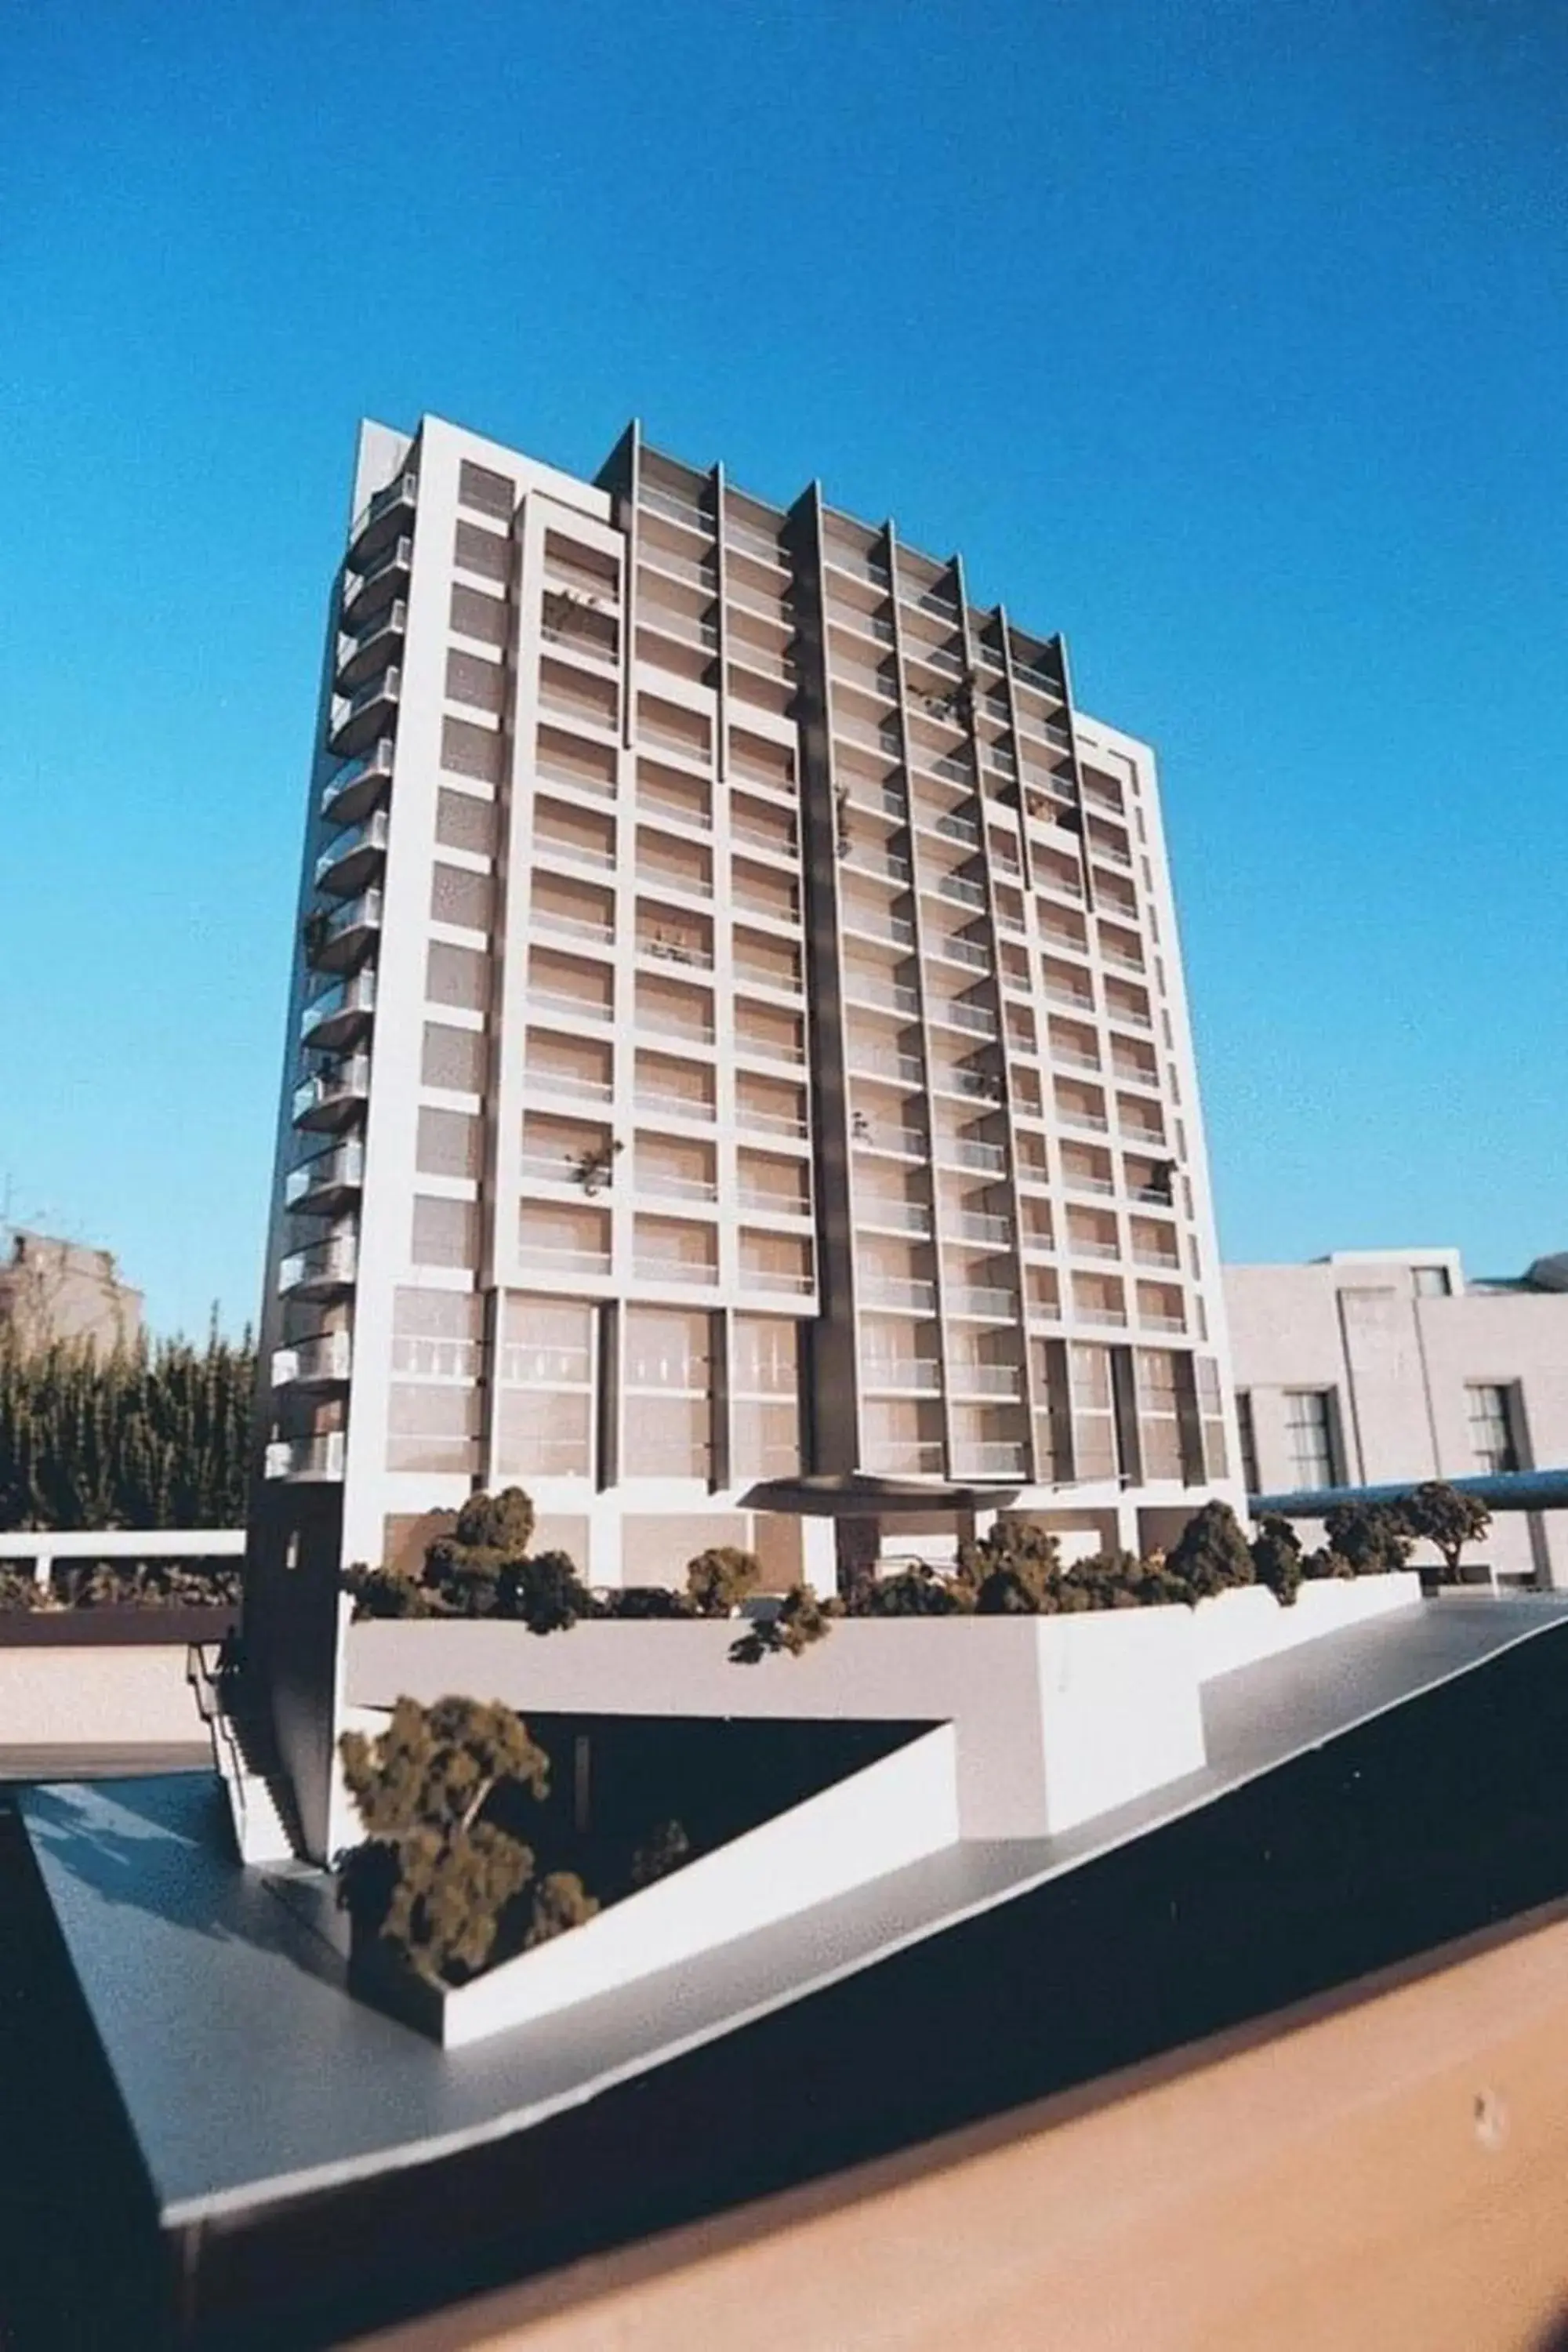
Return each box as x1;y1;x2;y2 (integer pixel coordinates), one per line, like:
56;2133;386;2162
853;1123;927;1158
633;1256;718;1285
328;666;401;758
739;1266;815;1294
949;1364;1022;1397
1063;1171;1116;1198
1133;1247;1182;1271
639;1006;717;1046
640;484;713;535
519;1152;597;1189
952;1212;1011;1245
300;971;376;1051
938;1136;1007;1174
932;1068;1004;1105
638;715;712;764
535;833;616;873
860;1199;933;1236
935;873;986;911
862;1359;941;1392
1051;1047;1102;1075
927;933;991;974
863;1442;945;1475
635;1087;715;1123
841;907;916;949
738;1188;810;1217
1140;1312;1189;1334
285;1139;365;1212
860;1276;938;1312
314;809;389;897
742;1103;808;1138
952;1443;1029;1476
844;975;921;1018
336;599;407;695
308;889;383;971
520;1246;614;1276
278;1236;358;1298
851;1044;925;1087
724;515;789;564
637;1170;717;1203
342;535;412;630
731;816;797;859
524;1067;614;1103
735;959;802;996
638;934;713;970
271;1331;352;1389
1069;1236;1120;1261
347;471;417;563
263;1431;346;1482
321;739;395;827
946;1285;1017;1319
529;986;614;1026
929;999;997;1038
532;907;615;950
292;1054;372;1129
1075;1306;1128;1327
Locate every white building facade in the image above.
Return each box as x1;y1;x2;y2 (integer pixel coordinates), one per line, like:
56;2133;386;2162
250;412;1243;1603
1225;1248;1568;1586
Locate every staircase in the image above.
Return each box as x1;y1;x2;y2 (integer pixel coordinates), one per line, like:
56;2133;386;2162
187;1645;307;1866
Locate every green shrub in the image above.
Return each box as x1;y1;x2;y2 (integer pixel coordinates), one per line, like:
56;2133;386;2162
1399;1481;1491;1584
0;1566;48;1612
1164;1501;1254;1599
607;1584;694;1619
345;1563;437;1619
497;1551;593;1634
860;1559;967;1616
1321;1501;1414;1577
685;1546;761;1617
730;1581;834;1663
338;1694;596;1987
1250;1515;1305;1607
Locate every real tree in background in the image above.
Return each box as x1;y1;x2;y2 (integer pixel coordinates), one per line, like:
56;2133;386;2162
0;1326;255;1533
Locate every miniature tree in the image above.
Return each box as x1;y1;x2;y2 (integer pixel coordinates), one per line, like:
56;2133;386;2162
858;1559;966;1616
497;1549;594;1634
338;1694;593;1985
685;1544;761;1617
1321;1500;1414;1578
730;1581;834;1663
630;1819;692;1887
423;1486;538;1616
956;1521;1065;1614
1399;1482;1492;1586
1163;1501;1254;1599
1249;1515;1305;1608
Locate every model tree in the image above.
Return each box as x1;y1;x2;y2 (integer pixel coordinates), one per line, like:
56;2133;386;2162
1249;1514;1305;1608
1320;1500;1414;1578
1163;1501;1255;1598
1399;1482;1492;1586
685;1545;761;1617
338;1694;596;1987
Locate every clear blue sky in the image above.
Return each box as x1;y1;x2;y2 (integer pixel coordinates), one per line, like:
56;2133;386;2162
2;2;1564;1338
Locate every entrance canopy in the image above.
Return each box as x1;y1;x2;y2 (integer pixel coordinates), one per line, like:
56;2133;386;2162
739;1472;1024;1519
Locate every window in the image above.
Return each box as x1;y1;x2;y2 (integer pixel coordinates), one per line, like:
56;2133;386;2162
1466;1383;1518;1475
1414;1265;1452;1298
1283;1391;1336;1488
1236;1392;1261;1494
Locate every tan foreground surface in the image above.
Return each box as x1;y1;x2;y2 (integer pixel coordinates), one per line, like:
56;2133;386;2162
361;1900;1568;2352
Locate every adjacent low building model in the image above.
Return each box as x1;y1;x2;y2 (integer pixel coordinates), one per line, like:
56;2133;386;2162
251;410;1243;1624
1225;1247;1568;1586
0;1228;143;1354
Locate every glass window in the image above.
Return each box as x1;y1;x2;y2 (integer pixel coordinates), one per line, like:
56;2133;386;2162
1236;1392;1261;1494
1283;1391;1335;1487
1466;1384;1517;1474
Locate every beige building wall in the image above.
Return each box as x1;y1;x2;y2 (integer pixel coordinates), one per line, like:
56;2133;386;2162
0;1229;143;1353
1225;1249;1568;1585
250;412;1243;1603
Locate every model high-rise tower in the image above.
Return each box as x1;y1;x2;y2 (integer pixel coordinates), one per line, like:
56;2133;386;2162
252;412;1240;1626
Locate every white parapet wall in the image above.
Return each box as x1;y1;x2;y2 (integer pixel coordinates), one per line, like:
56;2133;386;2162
349;1610;1208;1842
393;1721;962;2049
1192;1572;1422;1683
0;1646;206;1748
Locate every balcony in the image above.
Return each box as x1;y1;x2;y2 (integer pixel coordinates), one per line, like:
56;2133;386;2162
347;472;417;569
633;1255;717;1287
278;1235;358;1301
949;1364;1023;1398
863;1443;946;1476
530;986;615;1028
859;1199;933;1236
931;1066;1004;1106
263;1431;346;1483
952;1443;1029;1477
270;1330;352;1392
520;1245;614;1278
724;514;789;567
307;888;383;971
300;971;376;1053
928;998;997;1039
292;1054;371;1132
639;484;713;536
934;873;986;912
932;808;981;848
328;666;401;760
952;1211;1011;1245
321;739;394;828
734;956;802;996
739;1266;815;1295
861;1359;941;1393
526;1065;614;1105
840;906;916;951
336;599;407;697
936;1135;1006;1174
342;535;412;633
926;932;992;975
841;843;912;887
314;809;389;898
1133;1246;1182;1272
853;1121;927;1160
634;1087;715;1125
533;906;615;952
731;813;797;861
285;1138;365;1216
850;1043;924;1087
860;1276;938;1312
946;1286;1017;1319
643;1171;720;1204
843;974;921;1019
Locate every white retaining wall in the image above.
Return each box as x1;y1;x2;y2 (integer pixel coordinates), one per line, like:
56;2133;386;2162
1192;1573;1421;1682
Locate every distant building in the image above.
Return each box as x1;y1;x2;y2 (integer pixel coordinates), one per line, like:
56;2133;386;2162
0;1229;143;1354
1225;1248;1568;1586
